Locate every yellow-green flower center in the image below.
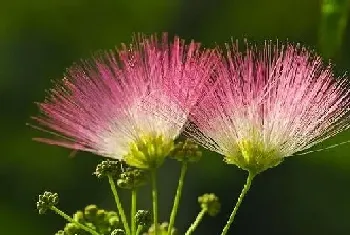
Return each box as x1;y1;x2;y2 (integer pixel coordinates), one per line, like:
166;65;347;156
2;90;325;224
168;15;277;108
225;138;283;175
124;134;174;169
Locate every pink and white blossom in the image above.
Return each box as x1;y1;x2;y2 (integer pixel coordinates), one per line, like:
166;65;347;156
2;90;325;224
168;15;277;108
31;34;218;167
186;42;350;173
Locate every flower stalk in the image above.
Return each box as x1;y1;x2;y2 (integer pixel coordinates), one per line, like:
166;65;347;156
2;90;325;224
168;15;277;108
131;189;137;235
220;171;255;235
184;208;207;235
136;225;143;235
108;175;131;235
167;161;188;234
151;169;158;235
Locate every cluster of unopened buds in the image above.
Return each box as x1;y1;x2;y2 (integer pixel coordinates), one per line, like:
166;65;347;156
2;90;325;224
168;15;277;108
37;141;220;235
32;33;350;234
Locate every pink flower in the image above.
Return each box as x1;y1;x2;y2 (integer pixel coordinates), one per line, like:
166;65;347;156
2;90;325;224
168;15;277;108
31;34;218;169
187;42;350;174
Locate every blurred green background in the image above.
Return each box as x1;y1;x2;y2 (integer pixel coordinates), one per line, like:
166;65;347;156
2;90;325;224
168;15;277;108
2;0;350;234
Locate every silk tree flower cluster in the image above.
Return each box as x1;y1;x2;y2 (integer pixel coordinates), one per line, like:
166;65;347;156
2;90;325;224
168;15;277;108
32;34;218;170
187;42;350;175
32;34;350;235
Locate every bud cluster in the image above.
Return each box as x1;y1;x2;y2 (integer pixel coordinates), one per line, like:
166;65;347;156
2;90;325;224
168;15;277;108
171;139;202;163
135;210;152;227
55;205;120;235
111;229;125;235
95;159;149;190
146;222;178;235
198;193;221;216
117;168;148;189
94;160;125;178
37;191;59;214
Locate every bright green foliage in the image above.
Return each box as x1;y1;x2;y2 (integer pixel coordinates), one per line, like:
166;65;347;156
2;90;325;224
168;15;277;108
319;0;350;58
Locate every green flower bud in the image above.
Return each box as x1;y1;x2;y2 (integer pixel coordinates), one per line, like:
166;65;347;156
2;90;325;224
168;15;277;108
83;205;120;230
55;230;65;235
198;193;221;216
73;210;85;223
117;167;148;189
84;204;99;221
135;210;152;227
36;191;59;214
106;211;120;227
94;160;125;178
171;139;202;163
146;222;177;235
56;204;120;234
111;229;125;235
96;209;107;223
64;222;80;235
124;135;174;169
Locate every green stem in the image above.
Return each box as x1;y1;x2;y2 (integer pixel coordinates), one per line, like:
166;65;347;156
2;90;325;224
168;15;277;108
220;171;255;235
184;208;207;235
151;169;158;235
131;189;137;235
136;225;143;235
167;161;188;235
108;175;131;235
50;206;100;235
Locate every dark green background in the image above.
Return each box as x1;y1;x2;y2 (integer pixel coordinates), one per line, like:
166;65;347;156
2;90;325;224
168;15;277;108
1;0;350;234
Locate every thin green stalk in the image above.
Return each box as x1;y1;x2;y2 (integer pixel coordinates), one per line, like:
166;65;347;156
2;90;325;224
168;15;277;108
184;208;207;235
220;171;255;235
108;175;131;235
131;189;137;235
151;169;158;235
51;206;100;235
136;225;143;235
167;161;188;235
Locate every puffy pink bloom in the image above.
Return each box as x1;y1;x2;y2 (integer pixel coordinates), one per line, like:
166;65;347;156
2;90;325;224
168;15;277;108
187;42;350;174
31;34;218;168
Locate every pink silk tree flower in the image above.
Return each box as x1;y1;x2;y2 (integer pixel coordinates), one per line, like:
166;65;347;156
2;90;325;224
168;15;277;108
187;42;350;175
31;34;219;169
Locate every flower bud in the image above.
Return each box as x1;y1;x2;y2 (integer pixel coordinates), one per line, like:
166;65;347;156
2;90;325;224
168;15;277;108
111;229;125;235
135;210;152;227
73;210;85;223
64;223;80;235
198;193;221;216
117;167;148;189
84;204;99;221
36;191;59;214
94;160;125;178
146;222;177;235
171;139;202;163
